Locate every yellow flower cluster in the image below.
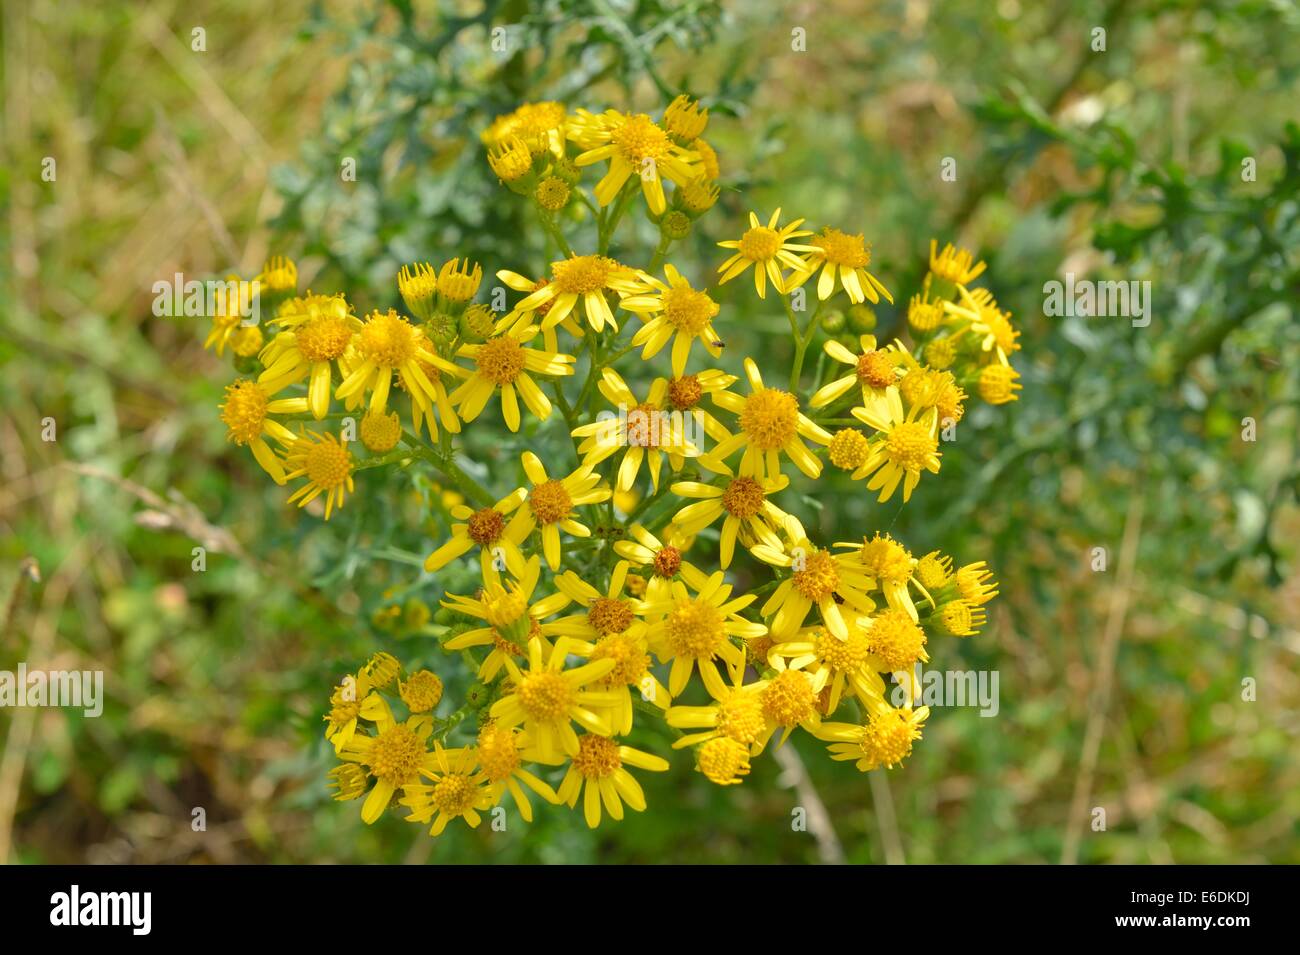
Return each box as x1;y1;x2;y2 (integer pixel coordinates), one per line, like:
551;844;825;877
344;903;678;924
201;97;1022;836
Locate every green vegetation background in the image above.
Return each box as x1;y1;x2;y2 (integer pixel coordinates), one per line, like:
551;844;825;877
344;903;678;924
2;0;1298;863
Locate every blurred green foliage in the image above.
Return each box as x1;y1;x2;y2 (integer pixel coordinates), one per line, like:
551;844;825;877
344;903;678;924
2;0;1297;863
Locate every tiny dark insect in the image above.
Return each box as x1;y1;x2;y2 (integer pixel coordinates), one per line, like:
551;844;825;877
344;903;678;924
712;340;725;347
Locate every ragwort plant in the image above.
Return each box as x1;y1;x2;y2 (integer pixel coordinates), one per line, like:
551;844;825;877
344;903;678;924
203;97;1023;835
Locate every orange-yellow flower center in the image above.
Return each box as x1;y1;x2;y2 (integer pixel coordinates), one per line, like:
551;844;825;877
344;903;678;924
828;428;871;470
476;725;521;782
812;228;871;268
431;773;477;815
793;550;840;602
517;670;574;722
296;314;354;363
859;710;919;769
626;403;662;449
977;364;1021;405
571;734;622;779
220;380;267;445
715;692;765;744
738;225;781;262
698;737;749;785
866;609;927;670
857;534;912;584
467;507;506;546
587;597;635;636
761;669;816;727
589;632;648;686
611;114;670;165
529;479;573;525
884;421;938;472
661;284;718;334
739;387;799;450
305;436;353;490
653;545;682;578
721;476;766;519
552;255;615;295
357;310;419;367
665;598;726;659
399;670;444;713
359;410;401;453
667;375;703;410
856;350;896;389
367;724;425;785
476;335;526;386
814;627;871;672
483;587;528;629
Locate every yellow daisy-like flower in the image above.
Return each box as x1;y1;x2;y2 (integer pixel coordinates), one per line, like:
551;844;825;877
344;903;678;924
692;137;719;181
281;429;355;520
612;523;709;604
335;308;456;416
259;293;361;419
474;723;561;822
851;392;942;502
323;668;376;754
716;209;815;298
509;255;643;335
619;264;723;375
570;109;700;216
835;531;928;622
643;572;766;698
390;353;463;441
663;94;709;141
552;561;668;733
398;670;443;713
666;664;769;751
955;561;999;606
787;227;894;305
437;258;483;304
202;275;258;355
808;334;908;420
450;323;575;432
218;379;306;484
397;262;439;322
753;665;823;750
489;635;620;764
929;239;986;286
557;733;670;828
751;517;877;640
944;285;1020;365
483;101;568;154
514;451;611;570
424;487;530;577
569;369;702;493
335;695;433;824
670;469;791;569
906;273;946;335
703;357;832;479
494;269;589;352
977;363;1022;405
441;555;573;682
256;255;298;303
487;134;534;182
694;737;752;785
818;705;930;772
400;742;495;836
768;621;889;716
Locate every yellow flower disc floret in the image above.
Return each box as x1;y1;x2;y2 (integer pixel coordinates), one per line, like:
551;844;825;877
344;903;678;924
867;609;927;670
761;669;816;727
739;388;799;450
572;734;622;779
